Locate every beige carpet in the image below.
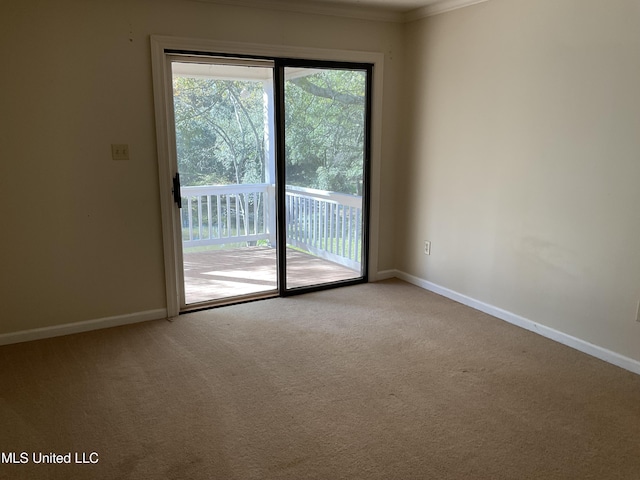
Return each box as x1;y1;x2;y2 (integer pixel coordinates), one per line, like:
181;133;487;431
1;279;639;479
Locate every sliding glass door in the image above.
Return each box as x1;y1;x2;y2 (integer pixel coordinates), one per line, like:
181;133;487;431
170;58;278;307
282;64;370;291
165;55;371;309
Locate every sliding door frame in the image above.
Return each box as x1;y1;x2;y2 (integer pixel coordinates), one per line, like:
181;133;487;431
151;35;383;317
274;59;372;296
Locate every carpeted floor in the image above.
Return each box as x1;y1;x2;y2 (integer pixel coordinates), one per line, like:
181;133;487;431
1;279;639;479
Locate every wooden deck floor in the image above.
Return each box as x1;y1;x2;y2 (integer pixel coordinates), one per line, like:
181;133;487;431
183;246;360;304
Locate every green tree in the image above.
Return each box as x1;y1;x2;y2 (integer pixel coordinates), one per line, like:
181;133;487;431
285;69;366;195
173;77;266;187
172;68;366;194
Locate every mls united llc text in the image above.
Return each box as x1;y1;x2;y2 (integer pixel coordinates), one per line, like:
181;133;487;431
1;452;99;464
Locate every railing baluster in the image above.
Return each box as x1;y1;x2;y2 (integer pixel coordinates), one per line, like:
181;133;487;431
249;192;253;236
355;208;360;263
329;203;334;253
288;194;292;243
207;195;212;239
224;195;233;238
292;195;296;243
336;204;340;256
336;202;340;254
235;194;239;238
235;194;240;238
306;197;310;246
289;195;292;242
293;197;304;242
234;193;240;237
187;197;194;241
323;201;327;251
298;196;301;243
215;195;221;238
318;201;322;249
246;193;249;236
285;194;290;242
197;196;203;240
308;198;312;247
243;193;248;237
311;199;315;248
249;193;252;236
293;195;297;243
284;193;288;242
315;200;319;248
341;205;346;258
250;192;254;236
240;194;244;238
245;193;248;237
294;195;298;243
319;201;322;250
320;201;323;250
308;198;311;246
315;200;319;249
347;207;353;259
262;191;266;237
253;192;258;236
329;202;332;252
298;196;302;244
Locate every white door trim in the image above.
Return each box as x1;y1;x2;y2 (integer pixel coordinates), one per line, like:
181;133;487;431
150;35;384;317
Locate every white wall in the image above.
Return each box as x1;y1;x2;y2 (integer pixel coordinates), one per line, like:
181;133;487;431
399;0;640;361
0;0;403;334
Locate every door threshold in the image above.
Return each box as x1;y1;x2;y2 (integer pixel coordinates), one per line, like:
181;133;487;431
180;290;279;314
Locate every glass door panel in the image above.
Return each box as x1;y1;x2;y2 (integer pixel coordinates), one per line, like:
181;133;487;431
171;59;278;307
283;66;369;290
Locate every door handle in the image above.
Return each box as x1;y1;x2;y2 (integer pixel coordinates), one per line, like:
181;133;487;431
172;173;182;208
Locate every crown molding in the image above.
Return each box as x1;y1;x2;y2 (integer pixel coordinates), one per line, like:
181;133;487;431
191;0;405;23
404;0;489;22
190;0;488;23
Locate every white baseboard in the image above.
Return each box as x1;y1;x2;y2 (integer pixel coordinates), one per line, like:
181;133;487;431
0;309;168;346
388;270;640;376
4;273;639;377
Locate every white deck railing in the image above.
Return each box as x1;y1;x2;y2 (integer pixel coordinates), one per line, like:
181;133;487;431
180;183;273;247
180;183;362;271
285;186;362;271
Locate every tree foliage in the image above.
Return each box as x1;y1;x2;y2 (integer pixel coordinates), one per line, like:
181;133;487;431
173;77;266;187
285;69;366;195
172;68;366;195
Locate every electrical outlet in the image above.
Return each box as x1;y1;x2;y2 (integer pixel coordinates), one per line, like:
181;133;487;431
424;241;431;255
111;144;129;161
